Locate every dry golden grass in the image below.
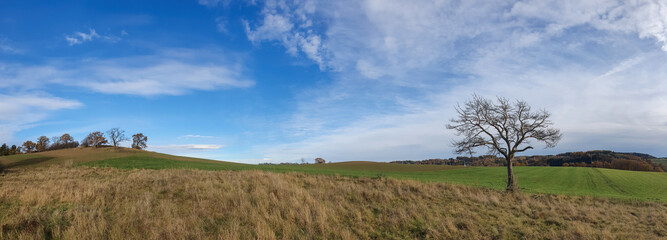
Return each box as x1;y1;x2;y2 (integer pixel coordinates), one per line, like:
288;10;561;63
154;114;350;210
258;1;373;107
0;167;665;239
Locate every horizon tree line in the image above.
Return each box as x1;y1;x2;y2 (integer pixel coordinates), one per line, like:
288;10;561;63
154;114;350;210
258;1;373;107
0;128;148;156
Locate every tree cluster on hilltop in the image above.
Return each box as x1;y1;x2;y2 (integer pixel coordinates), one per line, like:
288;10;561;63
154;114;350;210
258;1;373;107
1;128;148;155
392;150;666;172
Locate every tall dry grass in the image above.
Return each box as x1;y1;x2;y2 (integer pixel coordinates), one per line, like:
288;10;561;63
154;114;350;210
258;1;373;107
0;166;665;239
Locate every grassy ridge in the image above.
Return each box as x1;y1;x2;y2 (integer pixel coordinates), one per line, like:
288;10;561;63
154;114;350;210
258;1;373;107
0;167;665;239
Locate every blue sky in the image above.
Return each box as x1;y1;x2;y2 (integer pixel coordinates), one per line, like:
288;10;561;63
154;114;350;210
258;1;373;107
1;0;666;163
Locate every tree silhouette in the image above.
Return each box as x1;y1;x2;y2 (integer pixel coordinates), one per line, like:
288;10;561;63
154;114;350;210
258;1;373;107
447;95;561;191
107;128;128;148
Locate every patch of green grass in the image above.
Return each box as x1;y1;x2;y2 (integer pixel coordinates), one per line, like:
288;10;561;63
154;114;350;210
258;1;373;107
79;156;254;171
81;156;667;202
430;167;667;202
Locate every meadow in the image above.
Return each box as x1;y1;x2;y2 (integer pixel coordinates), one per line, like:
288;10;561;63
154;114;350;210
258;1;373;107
0;166;665;239
2;148;666;202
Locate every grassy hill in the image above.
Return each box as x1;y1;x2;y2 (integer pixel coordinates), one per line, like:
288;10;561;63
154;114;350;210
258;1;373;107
0;167;664;239
2;148;666;202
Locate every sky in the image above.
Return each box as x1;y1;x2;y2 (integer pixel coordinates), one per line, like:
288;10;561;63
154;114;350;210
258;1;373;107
1;0;666;163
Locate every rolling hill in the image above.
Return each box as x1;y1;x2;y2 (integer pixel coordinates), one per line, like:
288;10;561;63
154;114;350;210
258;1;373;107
1;147;666;202
1;148;666;238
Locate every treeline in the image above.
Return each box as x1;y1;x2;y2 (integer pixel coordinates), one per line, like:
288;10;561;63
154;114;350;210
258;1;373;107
392;150;667;172
0;128;148;156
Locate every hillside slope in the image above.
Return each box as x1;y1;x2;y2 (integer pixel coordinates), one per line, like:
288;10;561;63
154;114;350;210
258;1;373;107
2;148;666;202
0;147;245;169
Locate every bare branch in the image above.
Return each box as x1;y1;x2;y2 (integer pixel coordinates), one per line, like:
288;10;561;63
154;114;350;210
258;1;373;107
447;95;561;160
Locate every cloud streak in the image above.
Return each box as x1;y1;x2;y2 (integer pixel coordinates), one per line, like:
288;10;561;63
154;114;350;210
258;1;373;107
0;94;83;143
149;144;225;151
65;29;100;46
0;49;254;96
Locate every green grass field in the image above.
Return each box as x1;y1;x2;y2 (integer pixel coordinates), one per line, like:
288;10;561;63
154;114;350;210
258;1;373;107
79;156;667;202
3;148;666;202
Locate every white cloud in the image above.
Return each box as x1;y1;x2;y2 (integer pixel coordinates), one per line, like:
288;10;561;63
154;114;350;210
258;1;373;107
243;0;329;69
215;17;228;33
0;49;254;96
247;0;667;161
79;60;253;95
65;29;100;46
149;144;225;151
509;0;667;51
181;135;218;139
0;38;21;54
0;94;82;143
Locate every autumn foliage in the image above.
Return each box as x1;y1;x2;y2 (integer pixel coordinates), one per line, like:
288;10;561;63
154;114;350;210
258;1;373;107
393;150;666;172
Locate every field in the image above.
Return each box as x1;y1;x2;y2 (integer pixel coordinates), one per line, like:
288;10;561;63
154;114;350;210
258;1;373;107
1;148;667;238
0;166;665;239
2;148;666;202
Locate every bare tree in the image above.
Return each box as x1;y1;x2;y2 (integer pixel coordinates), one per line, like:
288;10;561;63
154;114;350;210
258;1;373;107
131;133;148;150
447;95;561;192
86;131;108;148
107;128;128;148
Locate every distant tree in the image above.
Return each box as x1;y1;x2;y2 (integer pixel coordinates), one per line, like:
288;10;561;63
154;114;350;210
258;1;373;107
131;133;148;150
80;135;91;147
36;136;50;152
22;141;37;153
49;136;60;150
86;132;108;148
315;158;326;164
9;145;17;155
447;95;562;192
59;133;75;145
0;143;8;156
107;128;128;148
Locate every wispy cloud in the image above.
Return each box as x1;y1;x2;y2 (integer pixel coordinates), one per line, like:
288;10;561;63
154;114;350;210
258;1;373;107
0;38;21;54
198;0;230;7
215;17;229;34
149;144;225;151
0;49;254;96
181;135;219;139
0;94;82;143
65;29;100;46
64;28;125;45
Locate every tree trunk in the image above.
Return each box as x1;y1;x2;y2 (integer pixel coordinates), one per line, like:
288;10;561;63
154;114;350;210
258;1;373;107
506;158;517;192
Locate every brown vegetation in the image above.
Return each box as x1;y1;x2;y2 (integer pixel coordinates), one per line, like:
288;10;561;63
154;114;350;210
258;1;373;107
0;167;665;239
132;133;148;150
394;150;667;172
